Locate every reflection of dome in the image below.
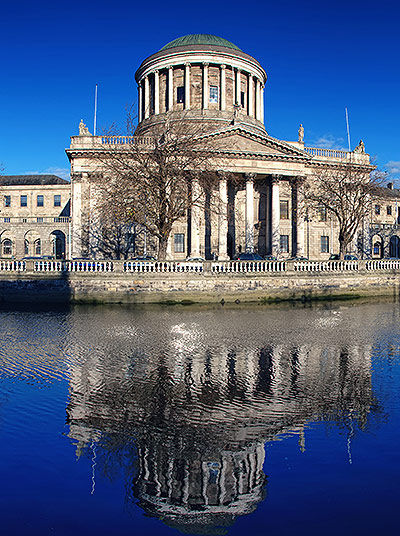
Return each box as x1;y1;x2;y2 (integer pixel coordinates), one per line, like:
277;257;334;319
161;34;241;52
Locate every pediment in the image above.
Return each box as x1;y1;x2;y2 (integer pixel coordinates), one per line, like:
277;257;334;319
198;126;310;159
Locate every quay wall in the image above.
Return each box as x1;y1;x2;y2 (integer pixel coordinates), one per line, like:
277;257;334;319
1;259;400;304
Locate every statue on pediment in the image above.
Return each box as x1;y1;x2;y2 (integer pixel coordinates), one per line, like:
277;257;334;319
79;119;91;136
298;124;304;143
354;139;365;153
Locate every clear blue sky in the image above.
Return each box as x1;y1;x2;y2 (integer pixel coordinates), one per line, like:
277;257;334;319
1;0;399;182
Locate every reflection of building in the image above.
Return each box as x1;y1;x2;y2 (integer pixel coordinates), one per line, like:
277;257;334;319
0;175;71;259
66;33;400;261
66;305;377;534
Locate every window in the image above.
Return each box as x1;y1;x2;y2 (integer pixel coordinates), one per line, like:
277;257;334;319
321;235;329;253
37;217;43;223
177;86;185;104
54;195;61;207
375;204;381;215
3;217;10;223
209;86;218;103
318;206;327;222
4;195;11;207
20;195;27;207
174;233;185;253
24;240;29;256
373;241;381;256
37;195;44;207
2;239;12;256
34;239;41;256
240;91;245;108
280;234;289;253
280;200;289;220
387;205;392;215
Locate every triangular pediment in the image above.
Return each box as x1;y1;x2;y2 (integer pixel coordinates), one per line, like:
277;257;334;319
197;125;310;159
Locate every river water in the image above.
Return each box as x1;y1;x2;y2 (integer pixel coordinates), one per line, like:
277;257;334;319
0;301;399;535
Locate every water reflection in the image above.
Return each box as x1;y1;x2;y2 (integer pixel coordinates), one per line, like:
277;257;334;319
66;305;380;534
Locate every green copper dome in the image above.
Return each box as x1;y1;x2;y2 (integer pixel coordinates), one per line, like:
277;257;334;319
161;34;241;51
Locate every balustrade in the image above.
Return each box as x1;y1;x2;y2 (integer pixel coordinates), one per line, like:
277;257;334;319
124;261;203;273
304;147;350;159
0;260;25;272
212;260;286;273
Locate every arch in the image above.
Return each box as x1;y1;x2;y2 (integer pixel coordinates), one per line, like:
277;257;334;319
371;234;383;259
24;230;41;257
50;230;66;259
389;235;400;258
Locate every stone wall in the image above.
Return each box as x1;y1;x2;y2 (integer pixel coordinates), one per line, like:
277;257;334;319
1;269;400;305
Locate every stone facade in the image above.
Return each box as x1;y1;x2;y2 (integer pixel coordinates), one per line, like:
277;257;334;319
0;175;71;259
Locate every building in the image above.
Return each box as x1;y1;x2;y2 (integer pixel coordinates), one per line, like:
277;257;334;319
2;34;400;261
0;175;71;259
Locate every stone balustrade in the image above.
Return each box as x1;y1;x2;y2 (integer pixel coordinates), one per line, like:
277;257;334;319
3;258;400;274
1;217;70;224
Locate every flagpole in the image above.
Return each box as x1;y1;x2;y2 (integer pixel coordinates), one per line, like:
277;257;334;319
345;107;351;152
93;84;98;136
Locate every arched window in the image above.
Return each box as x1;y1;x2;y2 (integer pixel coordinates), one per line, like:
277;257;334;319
373;241;381;257
24;239;29;256
390;236;400;258
34;239;41;256
2;239;12;256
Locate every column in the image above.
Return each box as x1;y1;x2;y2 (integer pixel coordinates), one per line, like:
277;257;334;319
296;178;305;256
144;76;150;119
138;83;143;123
220;64;226;111
245;174;255;253
191;179;201;256
261;85;264;123
154;70;159;115
255;79;261;121
166;234;173;260
203;63;209;110
235;69;241;105
185;63;191;110
168;66;173;111
248;75;254;117
218;177;229;260
271;176;280;256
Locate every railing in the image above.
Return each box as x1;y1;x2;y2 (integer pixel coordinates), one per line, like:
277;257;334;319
124;261;203;273
212;260;286;273
0;260;26;271
34;260;114;272
2;258;400;274
304;147;350;159
1;217;70;224
293;260;359;272
101;136;154;146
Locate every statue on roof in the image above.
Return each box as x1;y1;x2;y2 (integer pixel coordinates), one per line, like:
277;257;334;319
298;124;304;143
79;119;91;136
354;139;365;153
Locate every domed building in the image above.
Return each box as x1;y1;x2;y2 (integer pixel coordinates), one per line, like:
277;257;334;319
67;34;392;262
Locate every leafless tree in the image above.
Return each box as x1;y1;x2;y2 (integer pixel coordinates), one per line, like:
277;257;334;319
303;164;385;258
92;115;229;260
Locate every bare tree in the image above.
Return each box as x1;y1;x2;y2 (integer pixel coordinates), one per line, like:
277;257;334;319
92;116;227;260
303;165;384;259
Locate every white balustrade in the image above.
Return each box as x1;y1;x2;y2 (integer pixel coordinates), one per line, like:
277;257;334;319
0;260;26;272
293;260;359;272
366;259;400;270
304;147;350;159
124;261;203;273
34;260;114;272
212;261;286;273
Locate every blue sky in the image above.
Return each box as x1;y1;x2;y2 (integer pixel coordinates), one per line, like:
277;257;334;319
1;0;399;182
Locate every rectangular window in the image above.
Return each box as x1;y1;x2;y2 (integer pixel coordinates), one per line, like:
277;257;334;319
321;235;329;253
375;204;381;215
177;86;185;104
37;195;44;207
54;195;61;207
209;86;218;103
280;200;289;220
280;234;289;253
20;195;27;207
387;205;392;215
4;195;11;207
318;206;327;222
240;91;245;108
174;233;185;253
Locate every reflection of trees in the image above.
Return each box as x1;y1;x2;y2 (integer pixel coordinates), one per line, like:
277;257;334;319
66;334;380;535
